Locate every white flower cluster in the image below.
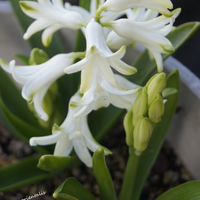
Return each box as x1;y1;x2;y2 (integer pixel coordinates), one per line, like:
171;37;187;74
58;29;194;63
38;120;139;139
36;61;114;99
0;0;180;167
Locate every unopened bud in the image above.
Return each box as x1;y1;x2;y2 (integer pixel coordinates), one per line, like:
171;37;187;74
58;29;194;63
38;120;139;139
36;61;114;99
29;48;49;65
123;110;134;147
133;116;154;153
132;87;148;126
149;94;164;123
146;73;166;106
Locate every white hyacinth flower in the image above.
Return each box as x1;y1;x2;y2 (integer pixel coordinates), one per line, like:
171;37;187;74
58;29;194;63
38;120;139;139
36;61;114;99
101;0;173;17
0;53;83;121
64;19;137;93
106;8;181;72
107;8;158;49
20;0;86;46
70;74;141;119
30;93;111;167
65;0;124;38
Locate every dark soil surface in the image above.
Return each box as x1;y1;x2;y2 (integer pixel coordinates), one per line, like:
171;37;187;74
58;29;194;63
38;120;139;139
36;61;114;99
0;121;193;200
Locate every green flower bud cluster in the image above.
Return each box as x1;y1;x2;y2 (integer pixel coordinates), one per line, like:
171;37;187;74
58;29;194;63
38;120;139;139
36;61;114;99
123;73;166;155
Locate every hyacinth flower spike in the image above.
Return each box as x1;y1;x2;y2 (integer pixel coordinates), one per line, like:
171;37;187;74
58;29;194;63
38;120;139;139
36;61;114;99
64;19;137;93
30;93;111;167
70;74;142;120
106;8;159;50
20;0;86;46
104;8;181;72
0;52;84;121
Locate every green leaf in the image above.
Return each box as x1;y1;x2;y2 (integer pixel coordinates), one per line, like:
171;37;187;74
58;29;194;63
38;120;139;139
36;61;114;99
118;69;180;200
0;68;39;126
8;0;64;57
0;97;53;154
13;53;29;64
156;181;200;200
53;177;96;200
93;148;117;200
0;156;54;192
37;155;71;173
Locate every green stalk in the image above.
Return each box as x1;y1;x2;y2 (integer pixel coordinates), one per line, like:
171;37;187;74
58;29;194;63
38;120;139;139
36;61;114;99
118;151;140;200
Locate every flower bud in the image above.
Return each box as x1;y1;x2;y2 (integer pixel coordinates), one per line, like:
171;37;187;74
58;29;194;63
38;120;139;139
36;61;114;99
123;109;134;147
146;73;166;106
29;48;49;65
132;87;148;126
133;116;154;153
149;94;164;123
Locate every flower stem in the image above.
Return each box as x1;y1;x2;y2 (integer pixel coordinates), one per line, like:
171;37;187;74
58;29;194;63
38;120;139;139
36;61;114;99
118;150;140;200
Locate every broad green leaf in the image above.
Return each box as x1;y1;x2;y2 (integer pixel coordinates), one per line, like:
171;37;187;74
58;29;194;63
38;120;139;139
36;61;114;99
0;97;53;154
37;155;71;173
118;69;180;200
13;53;29;64
156;181;200;200
0;156;54;192
53;177;95;200
93;148;117;200
0;68;39;126
8;0;64;57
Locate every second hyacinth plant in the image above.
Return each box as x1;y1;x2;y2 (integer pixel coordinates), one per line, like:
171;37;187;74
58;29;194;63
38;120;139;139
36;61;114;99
0;0;200;199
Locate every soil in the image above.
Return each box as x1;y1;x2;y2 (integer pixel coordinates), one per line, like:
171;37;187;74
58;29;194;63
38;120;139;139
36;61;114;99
0;120;193;200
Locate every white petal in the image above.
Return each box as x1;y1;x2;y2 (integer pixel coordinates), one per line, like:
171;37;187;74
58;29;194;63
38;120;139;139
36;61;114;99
81;117;111;155
80;58;98;93
33;82;52;121
10;60;29;84
20;1;55;19
70;84;95;109
24;19;52;40
108;93;132;110
112;19;174;53
97;57;119;87
143;9;158;21
72;132;93;167
38;0;52;6
107;31;132;50
30;131;64;146
115;74;139;89
109;59;137;75
85;20;111;56
148;48;163;72
64;57;88;74
103;0;173;17
73;105;93;120
65;2;90;22
22;54;73;100
52;0;63;7
101;79;141;96
42;24;64;47
54;135;73;157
